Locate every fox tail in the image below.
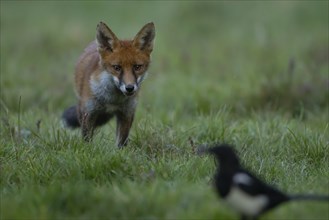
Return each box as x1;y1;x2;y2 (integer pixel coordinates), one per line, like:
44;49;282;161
62;105;80;128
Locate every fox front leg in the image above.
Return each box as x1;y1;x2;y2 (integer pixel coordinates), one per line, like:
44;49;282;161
115;112;135;147
81;111;97;142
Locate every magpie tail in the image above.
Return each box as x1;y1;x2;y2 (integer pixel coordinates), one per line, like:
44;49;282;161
289;194;329;201
61;105;80;128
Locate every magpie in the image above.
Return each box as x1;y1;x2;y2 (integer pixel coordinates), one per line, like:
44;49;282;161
208;144;329;220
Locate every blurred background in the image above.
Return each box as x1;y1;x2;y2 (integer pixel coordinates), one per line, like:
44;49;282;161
1;1;328;119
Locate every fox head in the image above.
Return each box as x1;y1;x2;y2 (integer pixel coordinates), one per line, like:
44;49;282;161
96;22;155;96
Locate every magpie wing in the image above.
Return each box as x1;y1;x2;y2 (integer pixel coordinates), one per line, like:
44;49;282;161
233;169;273;196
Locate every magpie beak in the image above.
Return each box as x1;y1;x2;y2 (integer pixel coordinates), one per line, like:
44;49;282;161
208;144;329;220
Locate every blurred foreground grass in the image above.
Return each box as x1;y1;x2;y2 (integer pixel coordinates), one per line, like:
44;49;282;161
1;1;328;220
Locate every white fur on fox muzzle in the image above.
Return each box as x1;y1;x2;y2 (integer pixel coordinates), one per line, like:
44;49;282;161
137;73;148;84
120;84;137;96
110;75;136;95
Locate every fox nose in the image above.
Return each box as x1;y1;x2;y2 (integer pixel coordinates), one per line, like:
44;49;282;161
125;84;135;93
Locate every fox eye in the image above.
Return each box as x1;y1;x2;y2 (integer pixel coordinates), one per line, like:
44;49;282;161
133;64;142;72
112;65;122;72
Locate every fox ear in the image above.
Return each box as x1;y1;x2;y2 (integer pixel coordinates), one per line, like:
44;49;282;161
133;22;155;52
96;22;119;52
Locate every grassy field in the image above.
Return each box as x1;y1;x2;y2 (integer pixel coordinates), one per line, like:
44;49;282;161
1;1;328;220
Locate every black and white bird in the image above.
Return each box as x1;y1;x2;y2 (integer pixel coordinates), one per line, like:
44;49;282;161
208;144;329;220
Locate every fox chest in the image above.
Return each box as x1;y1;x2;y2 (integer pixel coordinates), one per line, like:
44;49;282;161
87;73;137;114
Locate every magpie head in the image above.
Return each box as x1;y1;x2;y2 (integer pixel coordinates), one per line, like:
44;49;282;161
208;144;240;169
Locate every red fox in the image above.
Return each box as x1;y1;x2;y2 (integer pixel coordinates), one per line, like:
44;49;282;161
62;21;155;147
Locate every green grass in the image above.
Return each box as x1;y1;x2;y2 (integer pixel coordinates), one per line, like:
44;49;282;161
1;1;328;220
